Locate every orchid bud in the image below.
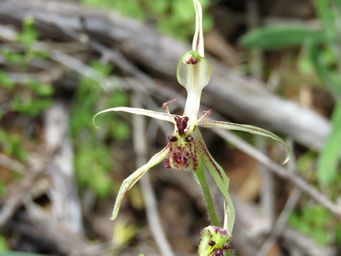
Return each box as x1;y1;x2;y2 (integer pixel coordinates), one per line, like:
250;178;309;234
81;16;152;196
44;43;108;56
198;226;234;256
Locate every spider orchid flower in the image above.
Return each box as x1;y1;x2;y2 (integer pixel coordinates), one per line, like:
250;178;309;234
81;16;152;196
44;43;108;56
94;0;289;235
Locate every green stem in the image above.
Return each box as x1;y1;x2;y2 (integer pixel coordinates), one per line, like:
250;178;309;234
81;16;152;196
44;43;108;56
195;155;220;226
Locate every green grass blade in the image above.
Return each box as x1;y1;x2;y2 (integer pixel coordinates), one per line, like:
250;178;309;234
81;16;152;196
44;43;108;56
314;0;336;40
317;101;341;185
308;40;341;101
336;0;341;10
240;25;326;50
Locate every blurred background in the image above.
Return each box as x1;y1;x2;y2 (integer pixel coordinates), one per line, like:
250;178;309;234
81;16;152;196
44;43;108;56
0;0;340;255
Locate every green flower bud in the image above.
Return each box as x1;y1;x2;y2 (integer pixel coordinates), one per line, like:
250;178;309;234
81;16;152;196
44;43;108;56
198;226;234;256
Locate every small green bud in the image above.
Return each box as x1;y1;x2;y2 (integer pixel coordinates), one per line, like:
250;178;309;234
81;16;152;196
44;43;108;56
198;226;234;256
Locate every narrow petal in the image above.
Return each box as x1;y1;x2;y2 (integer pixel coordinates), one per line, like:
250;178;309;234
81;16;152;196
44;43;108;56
199;119;290;164
194;129;235;234
93;107;174;128
111;147;170;220
194;154;220;226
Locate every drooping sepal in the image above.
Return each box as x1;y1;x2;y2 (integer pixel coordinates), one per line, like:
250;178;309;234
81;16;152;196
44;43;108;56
111;147;170;220
194;154;220;226
194;129;235;234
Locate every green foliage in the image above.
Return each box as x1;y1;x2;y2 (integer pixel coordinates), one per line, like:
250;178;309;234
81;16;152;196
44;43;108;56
11;97;52;117
74;142;114;198
313;1;341;185
0;179;6;196
289;204;334;245
314;0;338;41
336;223;341;244
0;17;53;198
240;25;325;50
25;80;54;97
71;61;130;198
0;18;53;118
317;102;341;184
18;16;39;46
0;71;14;89
296;151;316;176
307;40;341;100
154;0;213;40
2;49;24;65
241;0;341;186
0;129;28;161
0;236;8;252
144;0;168;15
81;0;213;40
82;0;145;21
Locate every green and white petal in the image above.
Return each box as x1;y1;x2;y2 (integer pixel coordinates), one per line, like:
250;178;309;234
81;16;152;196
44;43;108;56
93;107;175;128
199;119;290;164
111;147;170;220
177;52;211;126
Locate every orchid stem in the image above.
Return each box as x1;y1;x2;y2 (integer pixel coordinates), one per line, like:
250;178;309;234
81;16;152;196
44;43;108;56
195;156;220;226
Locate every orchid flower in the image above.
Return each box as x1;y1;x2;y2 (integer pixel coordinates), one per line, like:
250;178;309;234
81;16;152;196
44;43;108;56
94;0;289;236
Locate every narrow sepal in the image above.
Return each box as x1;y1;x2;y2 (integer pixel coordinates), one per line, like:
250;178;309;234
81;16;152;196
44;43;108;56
194;130;235;234
192;0;204;57
93;107;174;128
111;147;170;220
194;154;220;226
199;119;290;164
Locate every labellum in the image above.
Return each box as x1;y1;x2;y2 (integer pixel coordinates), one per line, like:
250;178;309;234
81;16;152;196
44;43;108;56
164;116;198;171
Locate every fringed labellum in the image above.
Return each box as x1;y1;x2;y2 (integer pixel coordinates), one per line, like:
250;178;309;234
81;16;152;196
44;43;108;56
164;116;198;171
